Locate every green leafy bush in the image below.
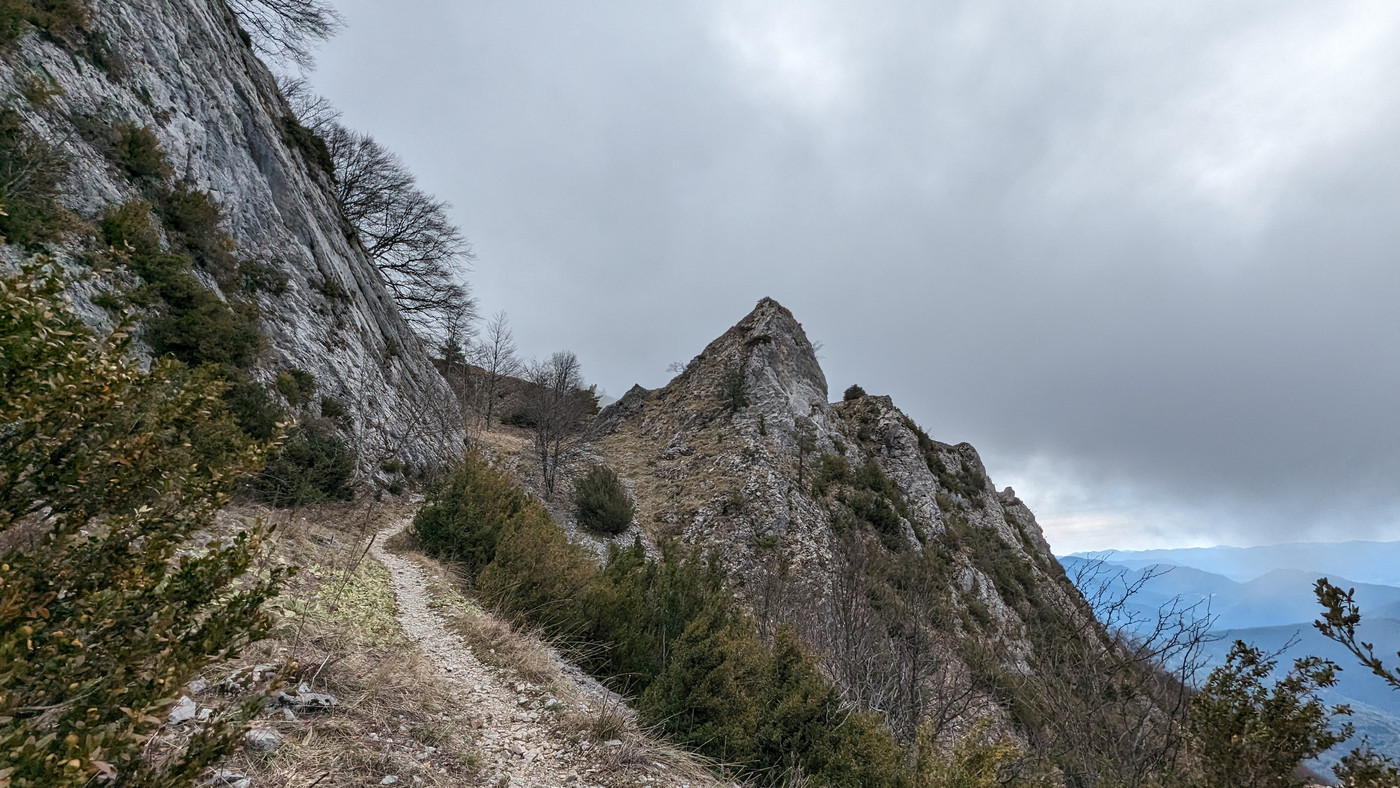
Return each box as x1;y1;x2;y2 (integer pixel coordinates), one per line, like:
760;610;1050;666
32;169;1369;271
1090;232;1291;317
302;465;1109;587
275;367;317;406
573;465;634;535
412;451;532;571
1185;641;1352;788
717;367;749;413
0;265;282;788
101;200;262;370
476;505;595;632
0;0;88;48
844;384;867;401
319;394;348;425
414;453;912;787
251;419;355;507
0;108;73;246
278;114;334;176
113;123;170;185
223;377;285;440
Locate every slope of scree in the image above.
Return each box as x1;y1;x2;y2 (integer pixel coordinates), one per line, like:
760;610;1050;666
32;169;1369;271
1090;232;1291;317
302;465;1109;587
580;297;1107;747
0;0;461;466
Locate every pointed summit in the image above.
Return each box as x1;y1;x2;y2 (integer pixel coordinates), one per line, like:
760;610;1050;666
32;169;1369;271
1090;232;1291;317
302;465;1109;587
694;297;828;415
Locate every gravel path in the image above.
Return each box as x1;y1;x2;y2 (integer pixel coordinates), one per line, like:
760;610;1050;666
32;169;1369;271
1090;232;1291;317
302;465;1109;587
370;518;681;788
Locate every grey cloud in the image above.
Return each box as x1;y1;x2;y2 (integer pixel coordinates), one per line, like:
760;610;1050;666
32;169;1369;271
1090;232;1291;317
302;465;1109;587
311;0;1400;550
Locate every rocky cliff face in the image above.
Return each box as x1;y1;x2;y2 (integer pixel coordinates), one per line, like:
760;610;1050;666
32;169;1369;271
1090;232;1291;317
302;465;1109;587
0;0;461;466
584;297;1102;744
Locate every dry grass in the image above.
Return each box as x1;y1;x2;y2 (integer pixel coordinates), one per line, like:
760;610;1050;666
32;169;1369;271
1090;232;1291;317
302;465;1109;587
200;498;482;788
392;529;730;788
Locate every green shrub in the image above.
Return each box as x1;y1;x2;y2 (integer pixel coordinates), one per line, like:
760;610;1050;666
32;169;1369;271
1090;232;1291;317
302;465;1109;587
0;265;283;788
113;123;169;185
476;505;595;633
415;449;914;786
1185;641;1352;788
223;377;285;441
412;451;531;571
102;200;262;370
251;419;355;507
158;182;239;278
844;384;867;401
0;109;72;246
278;114;334;176
573;465;634;535
0;0;88;48
275;367;316;406
717;367;749;413
239;257;289;295
319;395;349;425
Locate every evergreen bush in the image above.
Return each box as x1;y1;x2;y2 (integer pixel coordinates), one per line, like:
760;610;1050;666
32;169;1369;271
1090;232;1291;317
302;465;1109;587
412;451;530;571
251;419;354;507
0;108;73;246
573;465;634;535
843;384;867;401
717;367;749;413
0;266;283;788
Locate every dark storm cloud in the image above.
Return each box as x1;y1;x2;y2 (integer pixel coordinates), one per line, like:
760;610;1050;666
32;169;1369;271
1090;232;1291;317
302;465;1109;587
310;0;1400;551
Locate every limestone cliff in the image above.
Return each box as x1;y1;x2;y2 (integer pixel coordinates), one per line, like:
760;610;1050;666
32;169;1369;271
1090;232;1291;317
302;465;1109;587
0;0;461;466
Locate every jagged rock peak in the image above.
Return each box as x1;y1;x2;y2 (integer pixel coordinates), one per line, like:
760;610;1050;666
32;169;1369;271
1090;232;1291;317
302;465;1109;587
695;297;828;413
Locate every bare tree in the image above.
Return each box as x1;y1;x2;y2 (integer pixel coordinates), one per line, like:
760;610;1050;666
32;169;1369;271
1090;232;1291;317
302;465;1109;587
1013;558;1218;788
318;123;476;336
226;0;343;68
474;311;521;432
521;351;590;498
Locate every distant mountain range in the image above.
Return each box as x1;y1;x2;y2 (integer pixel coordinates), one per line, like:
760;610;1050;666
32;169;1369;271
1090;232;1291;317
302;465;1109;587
1057;557;1400;631
1067;540;1400;585
1058;542;1400;768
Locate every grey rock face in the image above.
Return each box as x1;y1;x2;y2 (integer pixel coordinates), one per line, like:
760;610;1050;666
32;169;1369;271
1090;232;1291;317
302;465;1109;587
0;0;462;467
588;297;1098;739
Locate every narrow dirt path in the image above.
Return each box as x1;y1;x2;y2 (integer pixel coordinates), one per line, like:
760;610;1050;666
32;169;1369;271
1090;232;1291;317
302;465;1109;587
368;517;607;787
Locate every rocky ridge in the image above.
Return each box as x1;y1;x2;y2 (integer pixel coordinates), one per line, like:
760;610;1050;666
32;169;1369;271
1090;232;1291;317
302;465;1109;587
583;298;1099;743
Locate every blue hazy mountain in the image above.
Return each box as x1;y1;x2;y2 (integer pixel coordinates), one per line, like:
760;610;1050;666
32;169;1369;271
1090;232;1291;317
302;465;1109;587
1057;556;1400;631
1067;540;1400;585
1058;551;1400;766
1197;620;1400;770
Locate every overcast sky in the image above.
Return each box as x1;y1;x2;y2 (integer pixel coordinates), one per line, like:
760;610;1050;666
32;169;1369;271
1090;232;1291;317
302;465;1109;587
309;0;1400;553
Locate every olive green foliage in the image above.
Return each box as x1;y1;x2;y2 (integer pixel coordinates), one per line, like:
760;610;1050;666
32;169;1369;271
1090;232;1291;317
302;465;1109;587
573;465;634;535
223;377;284;440
476;505;594;633
717;367;749;413
915;720;1049;788
250;419;354;507
813;454;911;550
319;394;348;425
1334;743;1400;788
275;367;316;406
1184;641;1351;788
414;457;911;786
843;384;866;401
1316;578;1400;692
277;114;334;176
412;452;531;571
0;0;87;47
0;267;282;788
101;201;261;370
113;123;170;185
0;108;72;246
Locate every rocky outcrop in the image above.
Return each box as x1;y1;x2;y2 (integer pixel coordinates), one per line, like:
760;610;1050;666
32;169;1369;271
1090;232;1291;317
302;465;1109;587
0;0;461;466
588;297;1098;744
